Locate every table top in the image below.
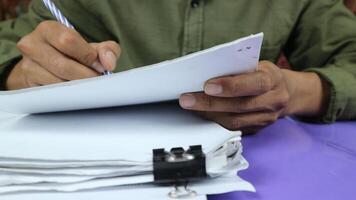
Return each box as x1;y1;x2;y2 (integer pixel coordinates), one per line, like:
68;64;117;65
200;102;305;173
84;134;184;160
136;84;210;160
210;118;356;200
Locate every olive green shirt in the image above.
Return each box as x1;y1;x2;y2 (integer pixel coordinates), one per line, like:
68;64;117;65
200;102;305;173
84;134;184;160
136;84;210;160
0;0;355;123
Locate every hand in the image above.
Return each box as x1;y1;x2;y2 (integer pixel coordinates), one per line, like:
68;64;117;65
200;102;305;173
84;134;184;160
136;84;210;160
179;61;328;134
6;21;121;90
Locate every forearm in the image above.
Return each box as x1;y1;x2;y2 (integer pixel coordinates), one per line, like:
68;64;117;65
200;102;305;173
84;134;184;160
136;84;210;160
283;69;330;118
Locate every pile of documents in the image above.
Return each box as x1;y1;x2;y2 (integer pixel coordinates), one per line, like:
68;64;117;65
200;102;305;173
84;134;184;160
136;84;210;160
0;104;254;199
0;33;263;199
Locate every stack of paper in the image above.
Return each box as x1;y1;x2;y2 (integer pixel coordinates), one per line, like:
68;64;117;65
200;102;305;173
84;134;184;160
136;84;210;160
0;33;263;199
0;104;254;199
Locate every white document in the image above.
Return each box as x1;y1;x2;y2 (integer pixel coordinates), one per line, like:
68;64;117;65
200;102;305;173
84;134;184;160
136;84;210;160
1;174;251;200
0;103;255;197
0;104;239;161
0;33;263;114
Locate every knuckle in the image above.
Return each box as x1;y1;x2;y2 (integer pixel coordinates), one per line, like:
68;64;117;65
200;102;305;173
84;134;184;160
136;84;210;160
280;91;290;107
82;51;97;65
259;60;271;67
37;21;62;34
232;100;244;113
231;80;243;96
57;63;68;75
104;40;122;56
20;60;30;73
274;91;290;110
58;31;76;47
51;57;60;67
259;61;279;76
37;21;52;31
200;95;214;108
109;41;120;49
220;77;243;97
245;96;258;109
258;73;273;92
57;66;69;78
259;60;274;70
51;58;67;75
16;35;33;54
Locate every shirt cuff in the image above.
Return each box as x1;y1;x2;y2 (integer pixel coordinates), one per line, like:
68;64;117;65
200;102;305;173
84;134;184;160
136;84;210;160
304;65;352;123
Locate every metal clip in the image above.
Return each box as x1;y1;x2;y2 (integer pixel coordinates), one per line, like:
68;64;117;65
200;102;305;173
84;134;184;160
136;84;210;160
153;145;207;184
166;148;195;163
168;182;197;199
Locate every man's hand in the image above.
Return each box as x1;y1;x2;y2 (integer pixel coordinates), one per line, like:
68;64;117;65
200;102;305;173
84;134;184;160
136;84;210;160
179;61;329;133
6;21;121;90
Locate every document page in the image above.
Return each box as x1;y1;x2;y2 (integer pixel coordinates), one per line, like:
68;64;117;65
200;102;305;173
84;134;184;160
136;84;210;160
0;33;263;114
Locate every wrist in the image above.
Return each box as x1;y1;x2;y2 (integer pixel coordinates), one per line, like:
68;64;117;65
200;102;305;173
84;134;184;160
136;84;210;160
282;69;330;117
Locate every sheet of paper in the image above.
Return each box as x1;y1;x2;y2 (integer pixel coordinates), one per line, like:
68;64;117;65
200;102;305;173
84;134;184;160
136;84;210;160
0;148;247;189
0;159;240;194
0;33;263;114
0;165;151;176
1;173;254;200
0;103;239;161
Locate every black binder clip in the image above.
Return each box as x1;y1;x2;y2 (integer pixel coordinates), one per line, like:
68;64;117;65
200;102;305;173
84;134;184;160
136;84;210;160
153;145;207;198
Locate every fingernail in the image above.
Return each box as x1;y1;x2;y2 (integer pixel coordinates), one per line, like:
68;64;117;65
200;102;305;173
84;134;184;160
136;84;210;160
180;94;196;108
91;61;105;73
105;51;117;70
205;83;223;95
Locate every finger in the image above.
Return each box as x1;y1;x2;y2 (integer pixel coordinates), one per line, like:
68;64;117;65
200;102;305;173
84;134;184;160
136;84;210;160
25;59;65;86
37;21;98;67
180;92;286;113
204;71;276;97
95;41;121;71
5;59;31;90
199;111;279;131
19;42;99;80
89;43;106;73
7;58;64;90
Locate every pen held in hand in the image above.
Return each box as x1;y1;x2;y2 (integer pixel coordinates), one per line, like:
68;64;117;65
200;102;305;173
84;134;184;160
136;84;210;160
42;0;113;75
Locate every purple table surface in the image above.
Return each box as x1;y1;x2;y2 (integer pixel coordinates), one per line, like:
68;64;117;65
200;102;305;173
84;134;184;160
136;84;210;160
209;118;356;200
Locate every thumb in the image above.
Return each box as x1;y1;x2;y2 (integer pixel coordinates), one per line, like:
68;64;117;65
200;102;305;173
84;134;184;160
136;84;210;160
95;41;121;72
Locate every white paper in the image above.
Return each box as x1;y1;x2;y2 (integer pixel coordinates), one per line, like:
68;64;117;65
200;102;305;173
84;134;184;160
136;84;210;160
0;145;246;188
0;33;263;114
0;103;254;196
0;165;151;176
0;104;239;161
0;32;263;197
0;174;154;194
0;139;245;193
1;173;254;200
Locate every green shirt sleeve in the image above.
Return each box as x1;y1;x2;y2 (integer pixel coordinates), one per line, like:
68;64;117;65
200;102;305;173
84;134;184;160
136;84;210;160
0;0;49;90
284;0;356;123
0;17;28;90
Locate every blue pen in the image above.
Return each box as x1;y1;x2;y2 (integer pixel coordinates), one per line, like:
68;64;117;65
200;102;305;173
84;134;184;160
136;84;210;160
42;0;113;75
